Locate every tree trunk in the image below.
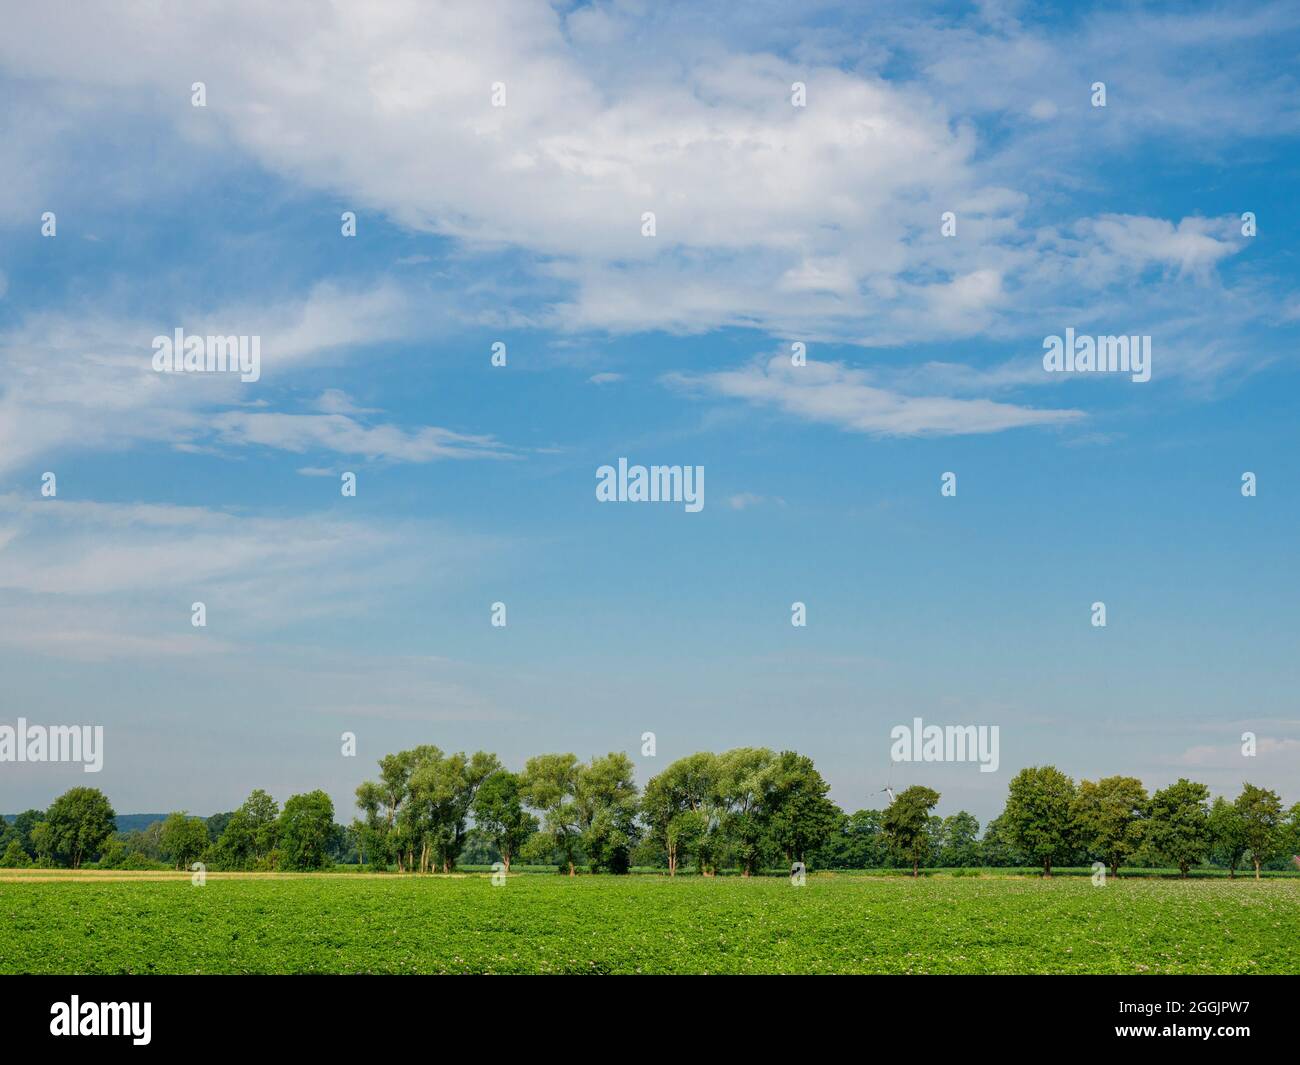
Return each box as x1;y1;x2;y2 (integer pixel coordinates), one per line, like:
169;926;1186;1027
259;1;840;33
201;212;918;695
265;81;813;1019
912;858;918;878
1180;862;1189;878
1044;858;1051;878
1254;857;1261;879
568;861;575;877
503;853;511;874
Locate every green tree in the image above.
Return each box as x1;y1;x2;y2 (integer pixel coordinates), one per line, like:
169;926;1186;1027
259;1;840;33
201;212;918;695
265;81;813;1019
572;753;640;874
1002;766;1076;877
406;749;500;873
520;753;582;875
374;750;418;871
215;789;280;869
978;813;1021;867
40;787;116;868
471;770;537;873
205;811;233;843
881;785;941;877
1072;776;1148;877
938;811;981;867
329;822;358;864
0;839;30;867
1286;803;1300;866
716;747;778;876
1234;783;1283;879
352;749;424;872
135;820;166;862
1147;778;1210;877
642;752;720;875
842;809;890;868
96;835;129;869
0;809;42;859
1207;795;1248;878
766;751;841;867
354;781;391;870
813;809;889;869
159;812;209;870
30;820;56;865
517;829;554;866
924;815;946;867
277;791;335;871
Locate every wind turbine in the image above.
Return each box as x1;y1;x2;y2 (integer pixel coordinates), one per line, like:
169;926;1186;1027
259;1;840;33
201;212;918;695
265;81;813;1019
876;786;896;805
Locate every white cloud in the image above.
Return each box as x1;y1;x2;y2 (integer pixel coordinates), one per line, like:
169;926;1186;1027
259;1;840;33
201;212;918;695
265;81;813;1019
667;354;1084;437
0;1;1094;340
726;492;784;510
0;284;511;474
212;411;514;463
0;495;498;656
0;4;1286;389
1176;737;1300;768
315;389;370;415
1070;215;1244;282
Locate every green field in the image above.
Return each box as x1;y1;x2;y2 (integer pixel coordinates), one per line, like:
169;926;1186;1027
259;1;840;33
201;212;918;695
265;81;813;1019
3;871;1298;974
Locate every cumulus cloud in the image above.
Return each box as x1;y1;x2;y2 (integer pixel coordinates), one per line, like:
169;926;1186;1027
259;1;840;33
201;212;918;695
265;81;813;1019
0;1;1263;343
0;0;1288;481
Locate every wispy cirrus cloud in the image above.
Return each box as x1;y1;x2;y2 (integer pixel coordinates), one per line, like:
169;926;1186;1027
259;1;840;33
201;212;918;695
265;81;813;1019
666;354;1084;437
0;495;500;657
1176;736;1300;769
0;282;514;475
725;492;786;510
212;411;514;463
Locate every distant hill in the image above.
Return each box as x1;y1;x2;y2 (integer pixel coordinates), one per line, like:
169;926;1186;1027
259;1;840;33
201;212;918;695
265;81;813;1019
3;813;170;832
114;814;170;833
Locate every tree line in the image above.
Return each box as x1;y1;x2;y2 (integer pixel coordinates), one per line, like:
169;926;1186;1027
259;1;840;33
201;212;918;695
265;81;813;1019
0;787;342;872
352;747;1299;879
857;771;1298;879
3;750;1297;878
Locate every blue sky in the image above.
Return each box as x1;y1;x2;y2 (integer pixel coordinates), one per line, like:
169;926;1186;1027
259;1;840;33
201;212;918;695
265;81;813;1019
0;0;1297;823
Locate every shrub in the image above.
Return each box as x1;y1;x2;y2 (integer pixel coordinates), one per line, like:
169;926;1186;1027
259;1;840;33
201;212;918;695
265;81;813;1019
0;839;30;867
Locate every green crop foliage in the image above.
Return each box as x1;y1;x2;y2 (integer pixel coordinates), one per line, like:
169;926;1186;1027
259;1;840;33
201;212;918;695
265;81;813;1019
2;873;1298;974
